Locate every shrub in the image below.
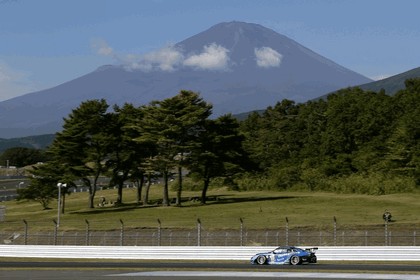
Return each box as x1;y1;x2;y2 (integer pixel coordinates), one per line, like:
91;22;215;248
327;172;415;195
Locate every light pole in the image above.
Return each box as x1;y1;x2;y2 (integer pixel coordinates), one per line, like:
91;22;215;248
57;183;66;227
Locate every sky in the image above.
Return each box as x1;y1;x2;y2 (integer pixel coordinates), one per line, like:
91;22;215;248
0;0;419;101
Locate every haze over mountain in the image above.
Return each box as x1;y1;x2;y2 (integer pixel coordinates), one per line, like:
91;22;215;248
0;21;372;138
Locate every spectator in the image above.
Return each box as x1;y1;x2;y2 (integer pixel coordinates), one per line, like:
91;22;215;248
383;209;392;222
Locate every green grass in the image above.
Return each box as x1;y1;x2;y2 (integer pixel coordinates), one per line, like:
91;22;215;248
1;184;420;232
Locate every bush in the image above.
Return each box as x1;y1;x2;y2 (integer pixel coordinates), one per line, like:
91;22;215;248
235;173;276;191
327;172;416;195
270;166;301;190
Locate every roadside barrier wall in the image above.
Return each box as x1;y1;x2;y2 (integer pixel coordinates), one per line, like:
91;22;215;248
0;245;419;261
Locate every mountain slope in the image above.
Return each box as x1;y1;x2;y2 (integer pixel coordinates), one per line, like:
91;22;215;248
0;134;55;153
358;67;420;94
0;21;372;138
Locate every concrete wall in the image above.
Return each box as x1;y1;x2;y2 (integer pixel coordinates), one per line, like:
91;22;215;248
1;245;419;261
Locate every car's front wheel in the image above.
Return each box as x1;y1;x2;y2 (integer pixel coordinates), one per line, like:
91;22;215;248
290;255;301;265
256;255;267;265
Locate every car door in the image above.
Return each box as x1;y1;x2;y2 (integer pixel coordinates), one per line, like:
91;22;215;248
273;248;290;263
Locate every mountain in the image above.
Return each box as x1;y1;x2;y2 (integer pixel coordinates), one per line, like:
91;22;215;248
0;21;372;138
0;134;55;153
358;67;420;94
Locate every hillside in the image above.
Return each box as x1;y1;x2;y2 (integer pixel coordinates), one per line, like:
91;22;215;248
0;134;55;153
358;66;420;94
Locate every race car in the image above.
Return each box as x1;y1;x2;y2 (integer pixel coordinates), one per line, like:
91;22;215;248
250;246;318;265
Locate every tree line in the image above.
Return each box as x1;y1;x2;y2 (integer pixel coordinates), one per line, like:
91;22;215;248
17;79;419;210
238;78;419;194
18;90;249;210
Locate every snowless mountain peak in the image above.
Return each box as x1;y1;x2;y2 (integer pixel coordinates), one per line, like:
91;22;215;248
0;21;372;138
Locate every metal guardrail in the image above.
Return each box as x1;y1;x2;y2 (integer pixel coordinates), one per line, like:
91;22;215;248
0;245;419;261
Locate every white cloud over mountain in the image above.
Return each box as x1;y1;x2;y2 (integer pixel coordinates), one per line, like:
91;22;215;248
0;62;34;101
254;47;282;68
126;46;184;72
183;43;230;71
92;39;230;72
93;38;284;72
91;38;114;56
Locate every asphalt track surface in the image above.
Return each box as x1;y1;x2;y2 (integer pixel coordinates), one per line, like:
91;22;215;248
1;261;420;280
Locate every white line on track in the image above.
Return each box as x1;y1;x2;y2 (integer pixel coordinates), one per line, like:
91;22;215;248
108;271;420;279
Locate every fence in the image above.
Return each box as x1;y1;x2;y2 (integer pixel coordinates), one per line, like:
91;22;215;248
1;219;417;246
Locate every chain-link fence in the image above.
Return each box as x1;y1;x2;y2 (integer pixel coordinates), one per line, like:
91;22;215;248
1;219;417;246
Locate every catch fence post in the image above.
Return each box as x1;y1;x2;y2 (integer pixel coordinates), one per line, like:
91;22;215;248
333;216;337;246
240;218;244;246
265;231;268;246
53;219;58;245
365;231;368;246
157;219;161;246
23;219;28;245
119;219;124;246
285;217;289;246
197;218;201;246
85;219;90;246
297;231;300;245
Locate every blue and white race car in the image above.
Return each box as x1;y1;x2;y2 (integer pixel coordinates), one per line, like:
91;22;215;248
250;246;318;265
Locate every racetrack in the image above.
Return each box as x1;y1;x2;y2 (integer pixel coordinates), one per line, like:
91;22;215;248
1;261;420;272
2;260;420;280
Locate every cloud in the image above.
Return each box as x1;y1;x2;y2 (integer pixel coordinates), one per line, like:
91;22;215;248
92;38;184;72
183;43;229;71
371;74;391;81
128;45;184;72
254;47;282;68
0;65;12;82
0;62;34;101
92;39;230;72
91;38;115;57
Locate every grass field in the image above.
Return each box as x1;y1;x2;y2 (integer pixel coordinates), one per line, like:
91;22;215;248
1;182;419;233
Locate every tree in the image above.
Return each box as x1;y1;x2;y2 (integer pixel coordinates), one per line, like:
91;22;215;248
320;87;394;175
18;162;75;211
0;147;49;168
106;104;153;205
189;114;247;204
385;79;420;183
240;100;301;171
48;99;112;208
17;179;56;210
169;91;212;205
136;91;212;206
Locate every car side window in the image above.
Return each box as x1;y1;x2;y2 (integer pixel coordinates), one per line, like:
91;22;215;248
274;249;286;254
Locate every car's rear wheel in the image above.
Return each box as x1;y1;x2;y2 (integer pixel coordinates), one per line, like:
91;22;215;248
290;255;301;265
256;255;267;265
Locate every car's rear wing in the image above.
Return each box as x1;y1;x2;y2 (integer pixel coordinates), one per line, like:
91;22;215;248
305;247;318;253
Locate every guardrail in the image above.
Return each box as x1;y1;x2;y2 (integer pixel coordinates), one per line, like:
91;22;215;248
0;245;419;261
